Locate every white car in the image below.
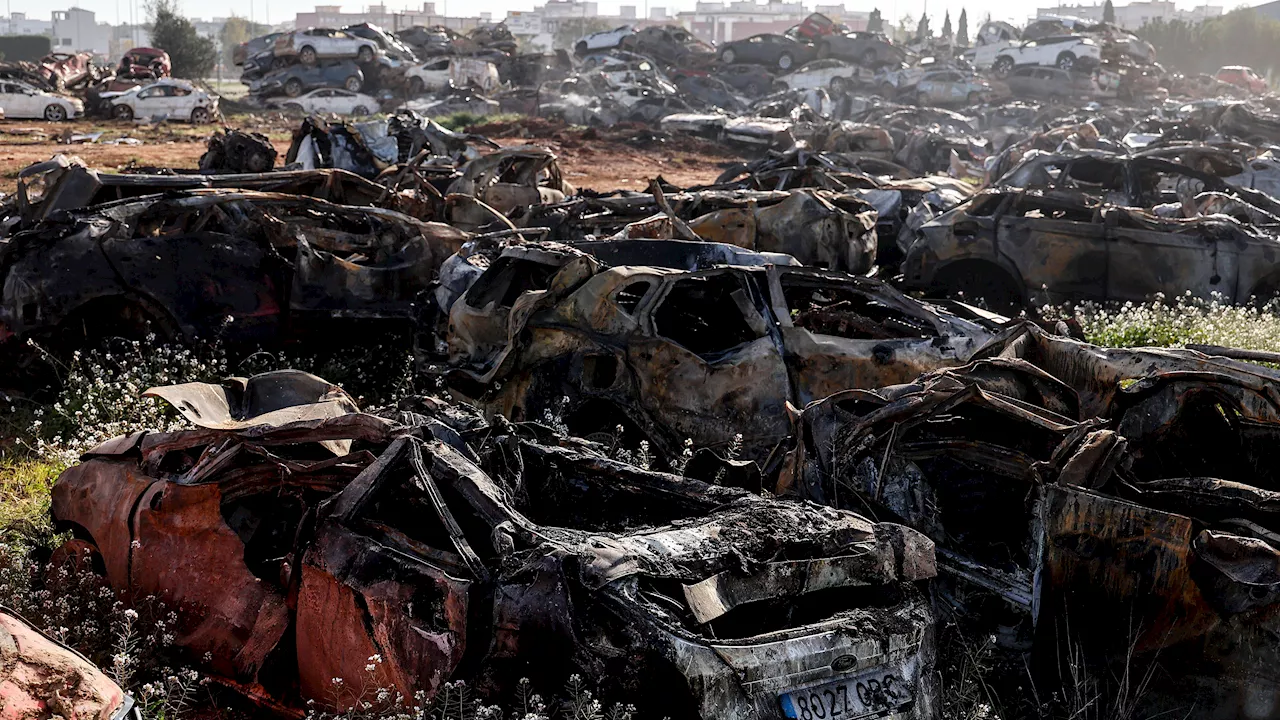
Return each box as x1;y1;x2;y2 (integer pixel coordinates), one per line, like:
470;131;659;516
574;25;634;55
773;59;865;92
276;28;379;65
108;80;218;123
993;36;1100;75
0;81;81;121
406;57;501;95
272;88;378;115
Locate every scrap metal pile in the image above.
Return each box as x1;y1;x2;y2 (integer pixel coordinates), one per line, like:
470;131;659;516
0;46;225;123
13;12;1280;720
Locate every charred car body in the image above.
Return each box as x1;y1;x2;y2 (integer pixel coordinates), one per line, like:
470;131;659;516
0;190;467;370
780;323;1280;716
901;151;1280;307
443;243;999;462
49;371;940;719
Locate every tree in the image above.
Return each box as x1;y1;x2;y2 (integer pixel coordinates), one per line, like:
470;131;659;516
148;0;217;79
219;16;268;69
897;13;915;43
916;13;931;42
941;11;952;42
957;8;969;46
1103;0;1116;23
1138;8;1280;76
867;8;884;33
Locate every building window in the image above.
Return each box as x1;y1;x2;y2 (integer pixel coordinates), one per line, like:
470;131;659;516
61;37;72;45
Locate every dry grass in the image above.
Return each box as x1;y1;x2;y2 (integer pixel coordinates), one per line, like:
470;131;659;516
0;457;64;542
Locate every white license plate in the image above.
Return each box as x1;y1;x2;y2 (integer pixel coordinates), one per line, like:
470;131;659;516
778;666;913;720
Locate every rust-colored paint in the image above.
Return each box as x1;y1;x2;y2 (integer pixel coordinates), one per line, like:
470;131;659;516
130;481;291;681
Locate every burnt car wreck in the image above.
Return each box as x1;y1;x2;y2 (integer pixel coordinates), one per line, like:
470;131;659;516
23;25;1280;717
50;371;939;719
781;323;1280;715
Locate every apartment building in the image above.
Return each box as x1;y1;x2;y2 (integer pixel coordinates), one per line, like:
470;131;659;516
1036;1;1222;29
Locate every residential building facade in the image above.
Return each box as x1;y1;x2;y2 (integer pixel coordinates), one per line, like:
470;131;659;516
294;3;484;33
1036;1;1222;29
51;7;110;55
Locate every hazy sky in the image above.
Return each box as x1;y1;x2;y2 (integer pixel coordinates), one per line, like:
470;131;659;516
11;0;1256;31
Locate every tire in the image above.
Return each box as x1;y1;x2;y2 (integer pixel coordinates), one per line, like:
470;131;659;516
934;261;1024;313
344;75;362;92
861;48;877;67
966;91;981;105
113;104;133;120
720;48;737;64
777;52;794;71
744;80;761;95
284;102;304;112
285;78;303;97
43;103;67;121
993;56;1014;78
880;82;896;97
299;45;317;65
1056;52;1075;71
190;106;211;124
575;41;588;56
353;105;369;115
357;45;374;63
272;56;289;69
47;539;106;584
916;91;930;106
830;76;848;92
773;81;789;93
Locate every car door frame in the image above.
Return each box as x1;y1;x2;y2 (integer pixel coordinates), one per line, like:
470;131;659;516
766;265;982;406
990;190;1110;303
629;267;795;457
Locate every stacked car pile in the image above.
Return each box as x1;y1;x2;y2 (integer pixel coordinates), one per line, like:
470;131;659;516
0;46;221;122
237;25;394;115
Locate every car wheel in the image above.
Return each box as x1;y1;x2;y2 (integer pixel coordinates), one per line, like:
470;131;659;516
917;91;930;106
113;104;133;120
43;104;67;121
966;91;981;105
993;56;1014;77
47;538;106;585
935;261;1024;313
773;80;789;93
409;76;425;95
345;75;362;92
744;81;761;95
299;45;317;65
575;41;588;56
777;52;793;70
861;48;877;67
353;105;369;115
1056;52;1076;71
880;81;896;97
830;76;848;92
191;107;211;123
272;56;289;69
285;78;304;97
720;48;736;64
284;102;304;112
357;45;375;63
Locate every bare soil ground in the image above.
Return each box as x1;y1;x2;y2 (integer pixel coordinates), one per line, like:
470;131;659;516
0;114;742;195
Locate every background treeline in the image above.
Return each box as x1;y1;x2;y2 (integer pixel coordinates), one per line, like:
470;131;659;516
1138;7;1280;77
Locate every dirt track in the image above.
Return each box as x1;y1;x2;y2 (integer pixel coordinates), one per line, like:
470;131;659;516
0;115;741;195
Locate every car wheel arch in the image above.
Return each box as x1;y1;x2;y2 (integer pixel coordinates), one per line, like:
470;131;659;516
930;258;1027;309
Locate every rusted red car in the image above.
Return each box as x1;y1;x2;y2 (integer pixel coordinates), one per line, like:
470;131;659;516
39;51;95;90
50;371;940;719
